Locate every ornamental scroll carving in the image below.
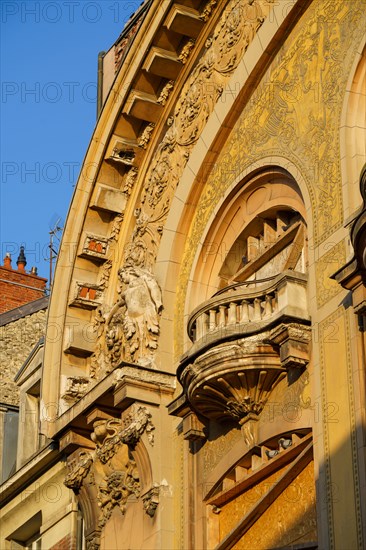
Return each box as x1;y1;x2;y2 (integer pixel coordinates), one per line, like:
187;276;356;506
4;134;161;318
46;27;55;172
64;406;159;549
90;0;270;376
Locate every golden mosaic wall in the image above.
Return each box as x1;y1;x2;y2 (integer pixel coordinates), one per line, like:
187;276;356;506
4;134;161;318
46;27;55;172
175;0;366;355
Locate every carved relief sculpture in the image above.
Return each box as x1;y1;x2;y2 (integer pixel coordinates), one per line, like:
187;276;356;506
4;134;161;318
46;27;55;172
64;406;158;549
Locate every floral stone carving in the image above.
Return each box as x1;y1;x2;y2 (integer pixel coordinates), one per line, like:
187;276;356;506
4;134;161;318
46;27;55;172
97;459;140;528
64;405;158;548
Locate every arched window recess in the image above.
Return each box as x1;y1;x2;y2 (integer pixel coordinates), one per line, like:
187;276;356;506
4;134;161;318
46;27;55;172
170;168;311;431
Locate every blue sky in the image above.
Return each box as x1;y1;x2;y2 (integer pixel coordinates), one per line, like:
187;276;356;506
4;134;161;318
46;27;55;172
1;1;140;281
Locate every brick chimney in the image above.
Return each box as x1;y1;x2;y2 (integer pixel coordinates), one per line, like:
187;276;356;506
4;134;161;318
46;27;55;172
0;248;48;314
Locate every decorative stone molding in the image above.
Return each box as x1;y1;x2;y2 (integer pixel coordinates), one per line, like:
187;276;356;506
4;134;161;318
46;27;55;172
177;339;286;424
178;38;196;64
91;406;155;464
266;323;311;370
157;80;174;105
62;376;90;402
200;0;218;21
186;271;309;352
91;263;163;373
80;234;109;262
171;271;311;426
142;484;160;517
64;450;93;490
138;123;155;149
121;0;271;277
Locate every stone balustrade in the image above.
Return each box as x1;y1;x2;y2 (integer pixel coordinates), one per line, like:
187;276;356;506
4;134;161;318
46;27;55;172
187;271;309;347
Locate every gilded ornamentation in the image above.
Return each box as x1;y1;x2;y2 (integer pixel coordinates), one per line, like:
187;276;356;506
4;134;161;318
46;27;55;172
175;0;365;357
316;240;346;308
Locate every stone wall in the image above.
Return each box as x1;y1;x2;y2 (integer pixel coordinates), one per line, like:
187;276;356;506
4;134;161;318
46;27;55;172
0;307;47;405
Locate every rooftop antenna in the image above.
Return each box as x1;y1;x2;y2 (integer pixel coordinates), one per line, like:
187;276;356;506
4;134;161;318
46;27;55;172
46;219;63;291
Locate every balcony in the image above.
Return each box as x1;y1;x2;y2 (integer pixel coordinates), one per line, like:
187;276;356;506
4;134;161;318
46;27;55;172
172;271;311;428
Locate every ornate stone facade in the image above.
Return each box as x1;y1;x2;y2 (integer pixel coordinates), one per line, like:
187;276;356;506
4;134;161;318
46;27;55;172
2;2;365;550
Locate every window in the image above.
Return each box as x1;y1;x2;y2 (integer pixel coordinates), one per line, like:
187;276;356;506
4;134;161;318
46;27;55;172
0;403;19;482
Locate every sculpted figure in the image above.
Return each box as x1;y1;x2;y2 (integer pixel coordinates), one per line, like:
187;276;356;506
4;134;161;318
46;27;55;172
117;265;163;364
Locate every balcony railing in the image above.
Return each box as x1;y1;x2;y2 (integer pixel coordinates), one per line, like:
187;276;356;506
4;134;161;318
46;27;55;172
186;271;309;349
172;271;311;428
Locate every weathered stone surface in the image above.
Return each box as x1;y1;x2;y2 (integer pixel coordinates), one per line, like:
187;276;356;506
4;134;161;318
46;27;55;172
0;309;47;405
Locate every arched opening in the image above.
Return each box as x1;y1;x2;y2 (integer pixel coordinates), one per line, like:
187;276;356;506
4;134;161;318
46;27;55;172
187;166;307;330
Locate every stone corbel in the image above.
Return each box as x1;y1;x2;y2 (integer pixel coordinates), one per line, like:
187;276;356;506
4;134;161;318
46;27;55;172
266;323;311;370
182;411;206;441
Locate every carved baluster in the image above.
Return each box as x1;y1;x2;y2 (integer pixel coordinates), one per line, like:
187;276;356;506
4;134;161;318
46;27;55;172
264;294;273;317
218;305;226;327
254;297;262;321
196;313;208;340
228;302;237;325
240;300;249;322
209;309;217;331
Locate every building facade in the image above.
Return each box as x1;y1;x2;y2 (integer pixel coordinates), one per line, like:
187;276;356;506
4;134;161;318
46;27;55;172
1;1;365;548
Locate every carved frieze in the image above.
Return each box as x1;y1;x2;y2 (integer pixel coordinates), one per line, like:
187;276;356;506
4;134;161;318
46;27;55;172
91;406;155;464
121;0;270;275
